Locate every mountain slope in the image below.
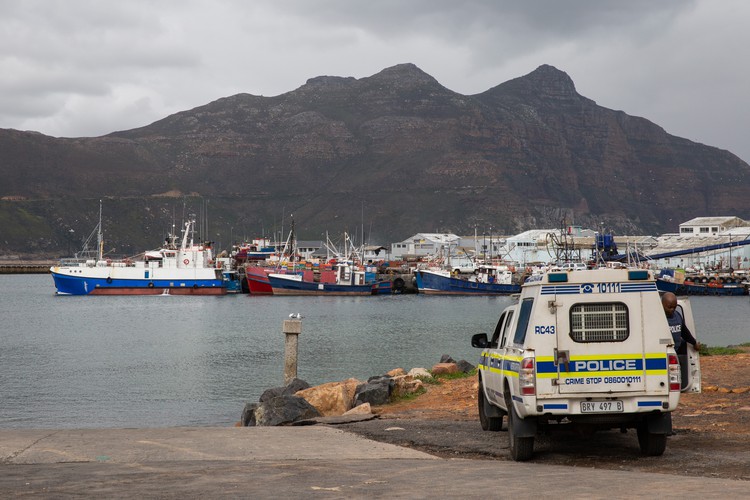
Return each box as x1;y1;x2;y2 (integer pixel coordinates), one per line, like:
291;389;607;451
1;64;748;256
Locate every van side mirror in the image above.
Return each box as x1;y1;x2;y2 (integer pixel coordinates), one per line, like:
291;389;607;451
471;333;489;348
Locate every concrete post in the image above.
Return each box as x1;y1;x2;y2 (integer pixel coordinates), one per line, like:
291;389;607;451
283;318;302;385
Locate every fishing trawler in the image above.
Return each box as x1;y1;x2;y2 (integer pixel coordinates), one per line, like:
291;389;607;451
50;204;225;295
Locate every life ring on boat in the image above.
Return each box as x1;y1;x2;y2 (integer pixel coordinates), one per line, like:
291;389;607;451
183;259;190;265
106;277;112;284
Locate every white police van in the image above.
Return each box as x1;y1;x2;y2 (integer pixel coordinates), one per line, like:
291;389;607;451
472;268;701;461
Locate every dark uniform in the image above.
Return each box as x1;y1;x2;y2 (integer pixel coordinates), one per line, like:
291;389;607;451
666;309;698;354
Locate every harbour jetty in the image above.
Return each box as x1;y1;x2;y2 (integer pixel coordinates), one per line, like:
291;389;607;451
0;259;54;274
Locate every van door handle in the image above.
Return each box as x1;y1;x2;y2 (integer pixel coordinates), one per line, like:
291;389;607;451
554;348;570;372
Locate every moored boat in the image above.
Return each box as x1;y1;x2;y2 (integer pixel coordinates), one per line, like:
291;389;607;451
655;268;748;296
415;264;521;295
656;277;747;296
50;209;226;296
267;261;381;296
245;265;274;295
232;238;276;264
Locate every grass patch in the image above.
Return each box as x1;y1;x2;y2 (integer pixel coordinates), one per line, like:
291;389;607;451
390;386;428;402
700;345;745;356
415;375;441;385
430;368;477;380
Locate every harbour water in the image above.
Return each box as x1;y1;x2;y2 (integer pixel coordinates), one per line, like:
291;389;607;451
1;274;748;429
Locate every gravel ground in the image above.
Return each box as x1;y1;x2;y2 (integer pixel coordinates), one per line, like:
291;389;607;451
338;352;750;481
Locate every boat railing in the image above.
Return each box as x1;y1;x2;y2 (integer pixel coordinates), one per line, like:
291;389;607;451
59;258;90;267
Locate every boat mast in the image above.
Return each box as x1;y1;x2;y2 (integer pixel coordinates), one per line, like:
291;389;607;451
290;216;297;270
180;220;191;251
97;199;103;261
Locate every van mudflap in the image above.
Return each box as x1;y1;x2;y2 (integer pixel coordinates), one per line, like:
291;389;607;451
646;412;672;434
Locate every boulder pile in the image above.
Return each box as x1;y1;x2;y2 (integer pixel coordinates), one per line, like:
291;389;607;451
240;355;475;426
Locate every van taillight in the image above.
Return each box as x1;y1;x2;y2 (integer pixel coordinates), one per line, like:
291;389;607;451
520;357;536;395
668;354;681;391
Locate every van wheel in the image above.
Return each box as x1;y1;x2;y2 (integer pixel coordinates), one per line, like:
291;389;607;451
478;380;504;432
637;424;667;456
505;393;534;461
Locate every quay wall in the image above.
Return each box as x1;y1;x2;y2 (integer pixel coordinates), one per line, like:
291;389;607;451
0;262;54;274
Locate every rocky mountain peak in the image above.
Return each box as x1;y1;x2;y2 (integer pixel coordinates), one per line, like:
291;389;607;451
363;63;445;90
485;64;584;103
303;75;356;89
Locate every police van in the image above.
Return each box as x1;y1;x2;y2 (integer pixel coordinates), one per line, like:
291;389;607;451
471;268;701;461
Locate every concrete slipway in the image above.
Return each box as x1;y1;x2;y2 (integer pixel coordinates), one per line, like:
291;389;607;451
0;427;745;498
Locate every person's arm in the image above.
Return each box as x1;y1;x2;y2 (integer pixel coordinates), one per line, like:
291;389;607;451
681;320;701;350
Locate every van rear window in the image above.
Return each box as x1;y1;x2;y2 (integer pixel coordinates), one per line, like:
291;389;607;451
513;298;534;345
570;303;629;342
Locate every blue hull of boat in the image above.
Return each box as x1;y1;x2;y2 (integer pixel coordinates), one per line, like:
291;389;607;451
51;273;226;296
268;275;377;296
416;270;521;295
655;278;747;296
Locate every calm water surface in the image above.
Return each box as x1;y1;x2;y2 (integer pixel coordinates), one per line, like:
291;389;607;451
1;274;747;429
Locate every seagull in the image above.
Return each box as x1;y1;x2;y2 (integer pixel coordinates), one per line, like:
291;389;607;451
289;313;303;319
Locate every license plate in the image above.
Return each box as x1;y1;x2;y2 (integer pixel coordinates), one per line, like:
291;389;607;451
580;401;624;413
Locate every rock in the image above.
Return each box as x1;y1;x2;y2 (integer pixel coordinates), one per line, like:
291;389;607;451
285;377;311;394
391;375;424;398
259;378;311;403
259;387;284;403
254;395;321;426
439;354;456;364
431;362;459;375
456;359;476;374
241;402;258;427
344;403;372;415
731;387;749;394
386;367;407;377
355;377;394;406
408;367;432;379
718;387;731;393
296;378;360;416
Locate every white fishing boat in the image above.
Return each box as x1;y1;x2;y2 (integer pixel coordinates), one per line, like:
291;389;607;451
50;204;226;296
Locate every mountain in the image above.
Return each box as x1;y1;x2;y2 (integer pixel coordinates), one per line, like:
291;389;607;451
1;63;749;257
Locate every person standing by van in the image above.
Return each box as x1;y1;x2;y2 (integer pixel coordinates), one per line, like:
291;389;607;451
661;292;701;354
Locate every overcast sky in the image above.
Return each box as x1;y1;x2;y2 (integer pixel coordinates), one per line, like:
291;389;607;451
2;0;749;162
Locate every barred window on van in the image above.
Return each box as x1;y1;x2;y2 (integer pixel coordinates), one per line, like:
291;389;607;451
569;303;629;342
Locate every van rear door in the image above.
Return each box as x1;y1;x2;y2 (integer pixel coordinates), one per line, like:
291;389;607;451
677;298;702;393
553;289;647;394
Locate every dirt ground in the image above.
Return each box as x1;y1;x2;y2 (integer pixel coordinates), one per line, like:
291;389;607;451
340;350;750;481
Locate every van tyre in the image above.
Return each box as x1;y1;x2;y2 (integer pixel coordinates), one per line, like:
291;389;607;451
637;424;667;456
505;392;534;461
478;380;504;432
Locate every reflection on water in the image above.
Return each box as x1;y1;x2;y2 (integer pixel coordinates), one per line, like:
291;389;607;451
0;274;747;428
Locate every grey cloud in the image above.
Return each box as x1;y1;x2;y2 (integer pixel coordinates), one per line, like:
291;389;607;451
280;0;692;39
